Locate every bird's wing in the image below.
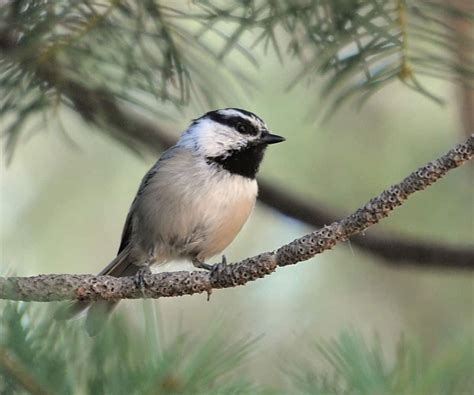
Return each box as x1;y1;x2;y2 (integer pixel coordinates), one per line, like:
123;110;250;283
59;146;183;327
115;201;136;255
101;145;182;275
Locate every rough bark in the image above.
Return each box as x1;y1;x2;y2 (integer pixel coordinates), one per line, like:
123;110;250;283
1;135;472;302
1;27;473;269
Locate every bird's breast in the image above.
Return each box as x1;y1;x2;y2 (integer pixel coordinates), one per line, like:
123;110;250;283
195;172;258;259
137;153;258;261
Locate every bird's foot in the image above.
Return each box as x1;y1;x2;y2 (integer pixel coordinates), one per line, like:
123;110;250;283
192;255;227;271
134;265;152;291
192;258;214;271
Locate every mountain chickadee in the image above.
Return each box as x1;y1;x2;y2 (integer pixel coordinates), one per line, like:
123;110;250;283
68;108;285;334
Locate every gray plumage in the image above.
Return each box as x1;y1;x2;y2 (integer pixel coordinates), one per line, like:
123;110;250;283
63;108;284;335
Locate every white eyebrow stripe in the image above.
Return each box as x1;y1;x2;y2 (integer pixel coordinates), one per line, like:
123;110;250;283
217;109;266;130
217;109;253;121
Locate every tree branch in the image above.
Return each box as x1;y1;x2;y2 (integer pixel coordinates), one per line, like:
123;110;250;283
258;181;474;270
2;28;473;269
42;70;474;269
1;135;472;302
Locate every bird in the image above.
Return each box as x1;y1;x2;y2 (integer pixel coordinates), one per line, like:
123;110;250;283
66;108;285;334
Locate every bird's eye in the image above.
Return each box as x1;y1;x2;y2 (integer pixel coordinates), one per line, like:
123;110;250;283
236;122;250;134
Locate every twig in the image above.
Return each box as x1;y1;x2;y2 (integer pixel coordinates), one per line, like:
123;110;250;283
258;180;474;270
1;28;473;268
40;69;474;269
1;135;472;302
41;67;474;269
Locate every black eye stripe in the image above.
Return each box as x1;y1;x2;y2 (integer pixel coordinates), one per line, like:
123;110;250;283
205;113;258;136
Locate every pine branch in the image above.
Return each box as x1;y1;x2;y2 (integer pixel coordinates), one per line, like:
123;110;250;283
17;57;470;269
2;0;473;144
2;34;473;267
1;135;472;302
259;181;474;270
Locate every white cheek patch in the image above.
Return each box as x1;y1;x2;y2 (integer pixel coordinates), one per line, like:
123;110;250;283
178;119;255;158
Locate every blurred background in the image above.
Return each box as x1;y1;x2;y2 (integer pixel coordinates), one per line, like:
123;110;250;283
1;1;473;393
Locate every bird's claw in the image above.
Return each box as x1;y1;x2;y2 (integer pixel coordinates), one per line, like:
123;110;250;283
199;262;214;271
193;255;227;272
134;266;152;291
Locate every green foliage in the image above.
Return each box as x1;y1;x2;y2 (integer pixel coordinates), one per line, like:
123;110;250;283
0;303;78;394
289;330;474;395
204;0;473;113
0;302;262;394
0;0;250;159
1;0;472;158
1;302;472;394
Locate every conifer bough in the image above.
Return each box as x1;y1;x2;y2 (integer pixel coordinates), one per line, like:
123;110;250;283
1;135;472;302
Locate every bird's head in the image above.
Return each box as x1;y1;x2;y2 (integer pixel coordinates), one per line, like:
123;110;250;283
178;108;285;178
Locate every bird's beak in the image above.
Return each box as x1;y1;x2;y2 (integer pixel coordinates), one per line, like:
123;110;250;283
259;132;286;145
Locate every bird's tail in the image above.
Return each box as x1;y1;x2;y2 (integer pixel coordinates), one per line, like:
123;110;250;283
57;248;138;336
